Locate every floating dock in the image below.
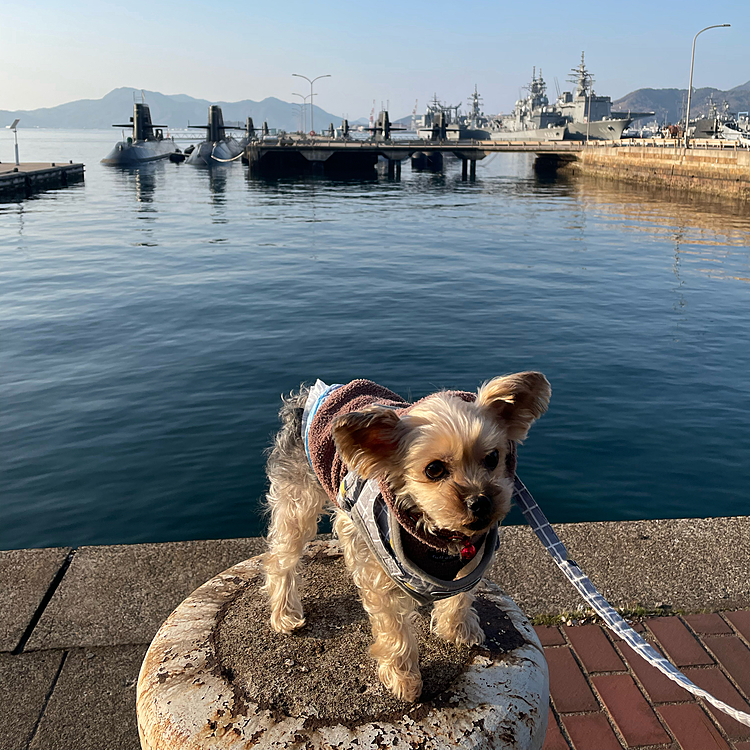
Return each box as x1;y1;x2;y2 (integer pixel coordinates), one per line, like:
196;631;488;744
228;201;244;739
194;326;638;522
0;162;85;200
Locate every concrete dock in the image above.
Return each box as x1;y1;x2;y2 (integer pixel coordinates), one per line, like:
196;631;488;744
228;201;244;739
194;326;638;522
0;162;85;200
560;141;750;201
2;516;749;749
244;137;750;200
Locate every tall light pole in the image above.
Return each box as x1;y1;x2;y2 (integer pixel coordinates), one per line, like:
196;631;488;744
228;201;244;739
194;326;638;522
684;24;730;148
292;74;330;135
293;92;316;134
292;103;304;133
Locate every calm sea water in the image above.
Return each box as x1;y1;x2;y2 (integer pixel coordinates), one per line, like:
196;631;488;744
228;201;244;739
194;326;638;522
2;129;749;551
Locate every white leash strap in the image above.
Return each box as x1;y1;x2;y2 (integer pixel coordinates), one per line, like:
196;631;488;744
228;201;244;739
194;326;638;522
514;476;750;729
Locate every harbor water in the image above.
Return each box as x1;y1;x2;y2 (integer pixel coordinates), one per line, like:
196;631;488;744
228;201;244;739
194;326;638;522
2;129;749;551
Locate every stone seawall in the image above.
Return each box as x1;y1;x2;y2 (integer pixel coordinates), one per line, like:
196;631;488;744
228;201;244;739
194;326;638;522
560;145;750;201
2;517;749;749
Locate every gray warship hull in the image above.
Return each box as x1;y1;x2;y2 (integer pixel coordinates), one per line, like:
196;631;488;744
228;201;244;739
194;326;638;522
565;119;629;140
102;138;178;165
489;125;568;142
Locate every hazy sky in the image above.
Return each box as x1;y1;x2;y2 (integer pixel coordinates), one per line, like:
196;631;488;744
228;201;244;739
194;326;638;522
2;0;748;118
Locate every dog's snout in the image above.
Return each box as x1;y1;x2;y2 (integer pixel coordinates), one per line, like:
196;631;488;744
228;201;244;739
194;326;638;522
467;494;491;517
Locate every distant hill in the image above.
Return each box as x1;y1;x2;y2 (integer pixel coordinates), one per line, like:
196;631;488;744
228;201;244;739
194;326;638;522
0;88;350;132
614;81;750;124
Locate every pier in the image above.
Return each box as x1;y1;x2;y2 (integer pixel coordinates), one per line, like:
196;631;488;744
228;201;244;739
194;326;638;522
0;162;85;200
244;136;750;200
3;517;749;749
243;137;584;178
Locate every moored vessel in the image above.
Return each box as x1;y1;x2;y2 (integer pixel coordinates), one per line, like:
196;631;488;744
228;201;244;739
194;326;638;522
186;106;244;166
489;54;653;142
102;103;179;165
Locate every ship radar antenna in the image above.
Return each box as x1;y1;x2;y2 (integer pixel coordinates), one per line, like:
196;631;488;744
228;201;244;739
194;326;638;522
569;52;593;97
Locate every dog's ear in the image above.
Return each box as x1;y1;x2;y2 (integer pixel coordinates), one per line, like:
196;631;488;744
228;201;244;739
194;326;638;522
476;372;551;442
332;407;405;479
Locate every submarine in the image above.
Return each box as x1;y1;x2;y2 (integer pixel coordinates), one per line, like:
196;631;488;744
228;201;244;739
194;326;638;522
102;102;179;165
186;106;244;165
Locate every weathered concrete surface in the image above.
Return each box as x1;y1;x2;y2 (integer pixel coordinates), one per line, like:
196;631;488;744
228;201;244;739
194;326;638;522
26;539;266;650
0;547;72;652
489;516;750;617
0;650;65;750
4;516;750;749
29;645;148;750
562;145;750;200
137;542;549;749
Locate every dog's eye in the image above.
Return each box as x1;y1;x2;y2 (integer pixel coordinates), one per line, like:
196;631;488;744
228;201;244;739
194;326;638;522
424;460;448;481
483;450;500;472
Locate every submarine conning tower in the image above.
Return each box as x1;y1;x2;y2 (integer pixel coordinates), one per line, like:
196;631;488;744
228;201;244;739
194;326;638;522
133;103;155;142
208;105;227;143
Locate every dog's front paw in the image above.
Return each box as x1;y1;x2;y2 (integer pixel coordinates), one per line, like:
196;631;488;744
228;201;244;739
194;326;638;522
271;605;305;635
443;618;486;647
269;607;306;634
378;662;423;702
431;603;486;647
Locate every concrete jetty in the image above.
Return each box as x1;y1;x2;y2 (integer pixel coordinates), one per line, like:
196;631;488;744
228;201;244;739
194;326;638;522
2;516;749;749
244;137;750;201
0;162;85;200
560;141;750;201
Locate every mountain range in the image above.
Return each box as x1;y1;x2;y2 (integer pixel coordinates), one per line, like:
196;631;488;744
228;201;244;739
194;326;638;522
0;88;359;132
3;81;750;131
613;80;750;125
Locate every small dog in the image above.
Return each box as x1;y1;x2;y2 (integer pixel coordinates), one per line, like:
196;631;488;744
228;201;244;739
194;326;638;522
262;373;550;702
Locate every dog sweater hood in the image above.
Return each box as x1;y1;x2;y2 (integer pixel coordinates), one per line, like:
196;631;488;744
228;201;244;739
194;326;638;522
302;379;502;606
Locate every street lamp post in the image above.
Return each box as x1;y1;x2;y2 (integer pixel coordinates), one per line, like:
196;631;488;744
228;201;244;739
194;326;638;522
684;24;730;148
292;74;331;135
292;93;311;133
292;103;303;133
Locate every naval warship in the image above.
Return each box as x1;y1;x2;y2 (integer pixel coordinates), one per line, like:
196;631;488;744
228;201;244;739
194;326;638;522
101;102;179;165
415;54;651;142
490;54;652;141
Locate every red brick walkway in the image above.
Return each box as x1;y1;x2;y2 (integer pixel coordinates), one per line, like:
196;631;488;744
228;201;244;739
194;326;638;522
538;611;750;750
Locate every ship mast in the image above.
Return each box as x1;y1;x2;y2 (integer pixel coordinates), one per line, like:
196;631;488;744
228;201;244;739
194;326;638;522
569;52;594;98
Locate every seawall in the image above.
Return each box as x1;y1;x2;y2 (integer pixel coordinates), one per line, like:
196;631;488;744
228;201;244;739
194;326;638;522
2;516;749;749
558;143;750;201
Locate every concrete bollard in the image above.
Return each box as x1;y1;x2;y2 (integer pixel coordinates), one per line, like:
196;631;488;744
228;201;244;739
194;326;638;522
136;540;548;749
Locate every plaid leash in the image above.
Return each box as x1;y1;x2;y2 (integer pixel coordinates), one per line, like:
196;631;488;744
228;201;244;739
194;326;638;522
514;476;750;729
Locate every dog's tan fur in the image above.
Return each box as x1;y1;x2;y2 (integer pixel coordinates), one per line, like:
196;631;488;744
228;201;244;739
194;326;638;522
262;372;550;702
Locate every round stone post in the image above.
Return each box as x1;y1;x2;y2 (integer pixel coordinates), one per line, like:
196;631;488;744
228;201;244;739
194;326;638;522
137;540;548;749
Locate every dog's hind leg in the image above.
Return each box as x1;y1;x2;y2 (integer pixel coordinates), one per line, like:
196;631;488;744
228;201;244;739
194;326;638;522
431;592;485;646
334;510;423;702
262;394;327;634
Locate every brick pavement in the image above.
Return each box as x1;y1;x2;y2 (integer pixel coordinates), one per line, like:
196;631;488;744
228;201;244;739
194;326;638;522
539;613;750;750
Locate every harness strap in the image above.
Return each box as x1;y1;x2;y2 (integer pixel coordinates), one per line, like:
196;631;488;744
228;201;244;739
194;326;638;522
514;476;750;729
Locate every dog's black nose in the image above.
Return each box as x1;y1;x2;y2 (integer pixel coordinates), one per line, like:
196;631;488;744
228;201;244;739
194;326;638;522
467;494;491;517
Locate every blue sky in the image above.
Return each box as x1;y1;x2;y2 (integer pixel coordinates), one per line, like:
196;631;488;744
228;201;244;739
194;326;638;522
2;0;747;119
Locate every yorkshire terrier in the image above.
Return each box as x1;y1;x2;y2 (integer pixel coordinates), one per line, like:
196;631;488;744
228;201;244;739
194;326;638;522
262;373;550;702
